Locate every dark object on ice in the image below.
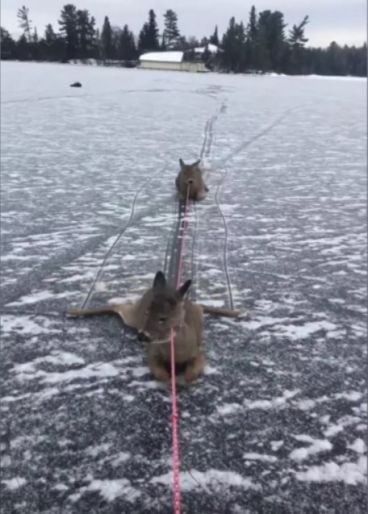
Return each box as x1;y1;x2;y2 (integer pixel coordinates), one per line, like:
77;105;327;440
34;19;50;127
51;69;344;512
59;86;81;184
70;82;82;88
176;159;208;201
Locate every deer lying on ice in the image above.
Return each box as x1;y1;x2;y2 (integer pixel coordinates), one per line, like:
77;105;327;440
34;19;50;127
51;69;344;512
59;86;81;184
67;271;239;383
175;159;208;201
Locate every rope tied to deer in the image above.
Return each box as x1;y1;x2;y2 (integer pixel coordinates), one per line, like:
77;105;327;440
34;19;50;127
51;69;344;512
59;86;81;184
169;184;191;514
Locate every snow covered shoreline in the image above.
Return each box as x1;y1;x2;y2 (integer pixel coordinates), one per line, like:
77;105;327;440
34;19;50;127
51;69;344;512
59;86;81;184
1;58;365;80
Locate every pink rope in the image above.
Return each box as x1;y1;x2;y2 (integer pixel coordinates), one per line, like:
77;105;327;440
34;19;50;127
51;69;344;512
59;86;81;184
170;188;191;514
176;194;191;288
170;330;181;514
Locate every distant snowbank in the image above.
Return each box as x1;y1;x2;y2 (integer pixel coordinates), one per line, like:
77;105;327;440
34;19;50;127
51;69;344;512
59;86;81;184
267;71;365;81
1;60;365;80
302;74;365;81
69;59;100;65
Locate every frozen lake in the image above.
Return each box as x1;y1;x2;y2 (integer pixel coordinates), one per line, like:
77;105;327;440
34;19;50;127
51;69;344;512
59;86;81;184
1;61;366;513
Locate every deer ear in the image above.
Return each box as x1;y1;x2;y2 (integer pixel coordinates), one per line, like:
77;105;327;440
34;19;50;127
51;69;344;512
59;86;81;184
153;271;166;290
179;158;185;169
178;279;191;298
193;159;201;167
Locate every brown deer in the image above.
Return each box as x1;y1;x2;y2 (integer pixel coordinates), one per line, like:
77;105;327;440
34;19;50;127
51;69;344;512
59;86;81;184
175;159;208;201
67;271;239;383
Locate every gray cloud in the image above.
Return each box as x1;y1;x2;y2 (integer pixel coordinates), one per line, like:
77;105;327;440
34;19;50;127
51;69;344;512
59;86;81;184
1;0;366;47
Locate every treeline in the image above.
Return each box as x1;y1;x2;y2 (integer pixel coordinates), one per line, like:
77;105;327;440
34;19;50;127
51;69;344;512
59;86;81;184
219;8;366;76
1;4;366;76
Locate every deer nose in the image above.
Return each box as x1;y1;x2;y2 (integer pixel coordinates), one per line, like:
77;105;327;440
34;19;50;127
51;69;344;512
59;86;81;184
138;331;151;342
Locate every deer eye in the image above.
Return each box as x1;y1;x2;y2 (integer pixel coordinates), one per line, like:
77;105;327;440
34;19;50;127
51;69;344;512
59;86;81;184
158;317;167;324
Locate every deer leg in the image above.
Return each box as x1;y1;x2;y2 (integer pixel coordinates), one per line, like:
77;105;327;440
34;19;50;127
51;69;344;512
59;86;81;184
66;304;121;317
67;302;141;330
66;303;139;324
149;357;170;382
184;353;205;383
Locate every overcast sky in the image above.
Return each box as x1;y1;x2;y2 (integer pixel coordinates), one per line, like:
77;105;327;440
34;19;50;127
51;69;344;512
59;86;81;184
1;0;366;47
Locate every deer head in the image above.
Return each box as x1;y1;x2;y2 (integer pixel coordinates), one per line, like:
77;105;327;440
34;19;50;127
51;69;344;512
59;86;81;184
142;271;191;341
178;159;201;185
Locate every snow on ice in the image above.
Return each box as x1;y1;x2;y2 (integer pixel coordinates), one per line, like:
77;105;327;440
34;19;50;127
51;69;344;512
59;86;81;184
0;61;366;513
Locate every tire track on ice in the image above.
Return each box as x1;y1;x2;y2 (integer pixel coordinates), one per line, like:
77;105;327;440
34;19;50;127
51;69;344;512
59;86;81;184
214;165;235;310
0;184;169;309
215;105;304;166
81;164;170;308
209;105;306;309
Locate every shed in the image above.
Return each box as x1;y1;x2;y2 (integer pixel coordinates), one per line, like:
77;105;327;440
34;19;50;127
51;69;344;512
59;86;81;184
139;51;207;73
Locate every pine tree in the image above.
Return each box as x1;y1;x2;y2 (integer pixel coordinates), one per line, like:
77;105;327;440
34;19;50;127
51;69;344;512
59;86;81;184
58;4;79;60
359;43;367;76
16;34;30;60
221;17;246;72
289;16;309;48
163;9;180;49
269;11;287;71
254;22;271;72
147;9;159;50
209;26;219;46
256;10;286;72
101;16;114;60
41;24;66;61
221;17;236;71
325;41;347;76
117;24;137;61
42;24;56;60
77;10;96;59
288;15;309;73
0;27;16;59
236;22;247;71
138;9;159;53
17;5;32;42
111;27;121;59
30;28;40;59
248;6;257;41
246;5;258;69
88;17;98;58
353;43;367;76
138;23;149;52
45;24;56;45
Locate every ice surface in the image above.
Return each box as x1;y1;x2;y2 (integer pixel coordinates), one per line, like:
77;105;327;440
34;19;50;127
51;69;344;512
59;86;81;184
151;469;259;491
289;438;332;461
295;457;367;485
0;61;366;513
2;477;27;490
70;478;140;503
243;453;277;462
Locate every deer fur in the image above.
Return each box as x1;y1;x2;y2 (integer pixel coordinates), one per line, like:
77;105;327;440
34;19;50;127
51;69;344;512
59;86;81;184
175;159;208;201
67;271;239;383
